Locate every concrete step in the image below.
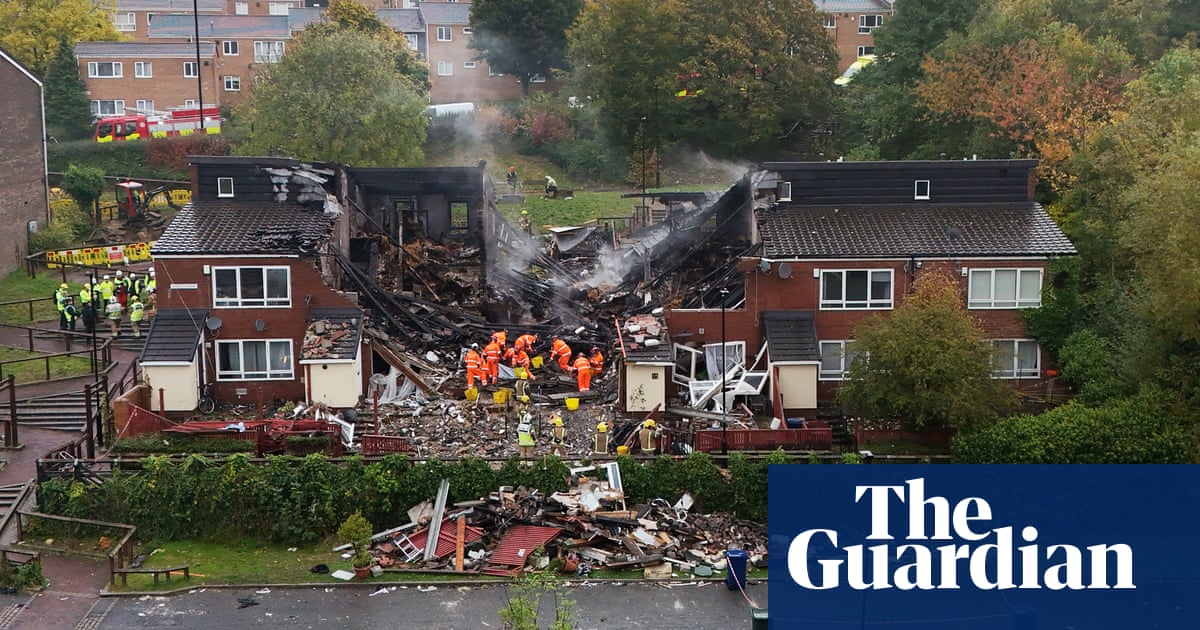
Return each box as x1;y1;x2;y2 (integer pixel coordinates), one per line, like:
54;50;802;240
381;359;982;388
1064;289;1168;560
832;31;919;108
0;482;29;521
0;391;98;432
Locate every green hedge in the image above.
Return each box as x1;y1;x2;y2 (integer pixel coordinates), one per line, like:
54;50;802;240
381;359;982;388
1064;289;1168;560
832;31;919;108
37;451;791;544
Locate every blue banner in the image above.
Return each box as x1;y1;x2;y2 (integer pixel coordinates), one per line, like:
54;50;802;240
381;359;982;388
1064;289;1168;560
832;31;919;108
768;465;1200;629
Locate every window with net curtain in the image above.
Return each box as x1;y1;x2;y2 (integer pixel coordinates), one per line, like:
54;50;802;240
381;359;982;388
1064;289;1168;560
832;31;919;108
217;340;293;380
969;269;1042;308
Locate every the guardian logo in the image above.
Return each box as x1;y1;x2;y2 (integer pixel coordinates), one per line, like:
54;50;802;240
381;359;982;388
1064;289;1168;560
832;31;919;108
787;478;1135;591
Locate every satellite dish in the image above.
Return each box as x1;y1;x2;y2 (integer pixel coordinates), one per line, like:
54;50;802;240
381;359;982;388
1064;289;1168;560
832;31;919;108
758;260;771;274
778;263;793;279
205;316;223;331
255;319;267;332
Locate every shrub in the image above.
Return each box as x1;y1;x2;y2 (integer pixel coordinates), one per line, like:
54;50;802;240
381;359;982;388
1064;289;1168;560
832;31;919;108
146;135;230;174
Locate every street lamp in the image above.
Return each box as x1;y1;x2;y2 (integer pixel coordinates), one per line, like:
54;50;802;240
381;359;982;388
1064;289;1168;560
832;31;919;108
89;270;99;379
720;287;729;455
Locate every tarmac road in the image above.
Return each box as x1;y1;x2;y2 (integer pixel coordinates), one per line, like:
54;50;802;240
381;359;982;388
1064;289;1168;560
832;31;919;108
92;581;768;629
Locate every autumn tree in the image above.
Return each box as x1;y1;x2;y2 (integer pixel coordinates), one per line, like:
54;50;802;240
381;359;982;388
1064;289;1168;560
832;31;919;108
469;0;584;95
836;272;1016;430
305;0;429;92
0;0;121;74
44;37;94;139
233;29;427;166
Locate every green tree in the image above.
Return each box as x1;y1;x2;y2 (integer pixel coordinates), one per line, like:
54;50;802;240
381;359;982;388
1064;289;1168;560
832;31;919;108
305;0;429;92
43;37;94;139
0;0;121;75
233;29;427;166
59;164;107;224
836;272;1017;430
470;0;584;95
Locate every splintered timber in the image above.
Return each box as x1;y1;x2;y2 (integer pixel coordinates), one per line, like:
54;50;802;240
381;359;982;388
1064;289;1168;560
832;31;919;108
787;478;1135;591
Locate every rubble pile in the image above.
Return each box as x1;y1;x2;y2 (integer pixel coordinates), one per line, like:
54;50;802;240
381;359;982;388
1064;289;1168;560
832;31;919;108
362;475;767;577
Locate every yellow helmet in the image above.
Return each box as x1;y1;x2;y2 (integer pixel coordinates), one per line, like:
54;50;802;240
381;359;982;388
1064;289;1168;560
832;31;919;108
553;417;563;427
644;419;656;428
520;395;530;403
596;422;607;433
60;283;68;290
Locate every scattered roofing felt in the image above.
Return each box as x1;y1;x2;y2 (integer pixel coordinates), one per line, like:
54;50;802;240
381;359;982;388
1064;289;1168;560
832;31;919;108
761;311;819;363
488;525;563;567
758;203;1077;259
301;308;364;362
74;42;216;58
148;15;291;39
152;201;335;256
140;309;208;363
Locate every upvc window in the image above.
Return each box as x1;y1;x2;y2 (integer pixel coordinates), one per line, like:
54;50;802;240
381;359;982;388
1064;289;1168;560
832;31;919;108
914;179;930;200
857;45;875;56
819;340;865;380
184;62;199;78
991;340;1040;378
254;41;285;63
968;269;1042;309
91;100;126;116
136;100;155;112
437;26;452;41
114;12;136;32
405;34;419;51
437;61;452;76
216;339;294;380
223;41;239;56
820;269;893;309
213;266;291;308
268;2;292;15
134;62;152;78
88;62;122;78
859;14;883;34
823;15;836;28
216;177;234;198
223;75;241;91
235;2;248;15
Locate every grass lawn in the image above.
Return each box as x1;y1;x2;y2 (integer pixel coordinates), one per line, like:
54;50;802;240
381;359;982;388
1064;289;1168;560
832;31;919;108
0;346;94;384
0;270;62;324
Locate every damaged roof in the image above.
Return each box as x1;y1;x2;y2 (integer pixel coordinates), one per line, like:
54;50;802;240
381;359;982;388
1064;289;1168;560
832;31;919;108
140;309;208;363
758;203;1077;259
152;201;335;256
761;311;819;363
301;308;364;362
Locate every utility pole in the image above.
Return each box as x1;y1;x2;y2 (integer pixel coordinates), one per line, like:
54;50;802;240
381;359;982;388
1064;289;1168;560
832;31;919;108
720;287;729;455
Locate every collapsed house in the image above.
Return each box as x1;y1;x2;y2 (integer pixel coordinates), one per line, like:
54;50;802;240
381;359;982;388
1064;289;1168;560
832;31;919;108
137;156;1074;455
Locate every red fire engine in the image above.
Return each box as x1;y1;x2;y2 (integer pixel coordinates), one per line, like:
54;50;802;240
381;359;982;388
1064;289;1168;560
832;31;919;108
93;107;222;143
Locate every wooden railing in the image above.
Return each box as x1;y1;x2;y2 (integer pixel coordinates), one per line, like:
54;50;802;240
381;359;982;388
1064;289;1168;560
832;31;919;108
0;323;114;383
15;510;136;586
694;427;833;452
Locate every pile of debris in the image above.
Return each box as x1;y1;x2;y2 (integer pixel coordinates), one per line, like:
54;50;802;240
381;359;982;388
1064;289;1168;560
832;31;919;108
352;472;767;578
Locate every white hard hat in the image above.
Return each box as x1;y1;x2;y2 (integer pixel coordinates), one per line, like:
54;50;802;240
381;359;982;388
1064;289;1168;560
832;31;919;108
116;270;123;277
148;267;155;275
103;275;110;280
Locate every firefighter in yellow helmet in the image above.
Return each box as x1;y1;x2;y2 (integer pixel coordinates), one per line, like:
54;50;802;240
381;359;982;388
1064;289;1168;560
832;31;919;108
549;412;566;456
639;419;660;454
593;421;608;455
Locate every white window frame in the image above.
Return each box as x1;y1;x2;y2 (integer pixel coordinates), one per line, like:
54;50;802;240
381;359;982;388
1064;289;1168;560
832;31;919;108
991;339;1040;379
114;12;136;32
183;61;199;78
183;99;198;108
254;41;285;64
223;75;241;91
437;60;453;76
968;269;1043;309
223;40;239;56
235;2;249;15
823;15;836;29
268;1;293;16
134;61;152;78
529;73;547;83
216;177;234;198
463;61;476;69
859;14;883;34
857;45;875;57
88;62;122;78
820;269;894;310
212;266;292;308
436;26;452;42
819;340;865;381
135;99;155;112
914;179;930;200
91;100;126;116
463;26;473;35
405;34;419;51
216;339;294;381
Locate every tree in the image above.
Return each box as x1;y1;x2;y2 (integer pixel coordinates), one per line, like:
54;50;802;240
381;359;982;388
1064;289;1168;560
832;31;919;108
0;0;121;75
43;37;94;139
233;29;428;166
836;272;1016;430
305;0;429;92
470;0;584;96
60;164;107;224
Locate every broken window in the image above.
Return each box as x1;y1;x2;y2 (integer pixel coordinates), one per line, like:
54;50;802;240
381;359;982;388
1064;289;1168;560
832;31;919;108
212;266;290;308
217;339;293;380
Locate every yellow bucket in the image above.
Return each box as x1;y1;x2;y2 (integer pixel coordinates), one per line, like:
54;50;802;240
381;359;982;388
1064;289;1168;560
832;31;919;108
565;397;580;411
513;366;528;380
531;355;544;369
464;387;478;401
493;389;509;405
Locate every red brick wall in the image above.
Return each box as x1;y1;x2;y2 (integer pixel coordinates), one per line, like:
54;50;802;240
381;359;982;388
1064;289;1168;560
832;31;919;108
822;11;885;73
156;254;356;402
78;53;220;112
0;55;48;277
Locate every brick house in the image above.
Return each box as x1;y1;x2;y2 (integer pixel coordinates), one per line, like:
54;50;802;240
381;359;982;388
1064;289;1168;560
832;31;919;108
75;42;218;116
142;156;364;412
664;159;1076;420
0;47;49;277
814;0;894;72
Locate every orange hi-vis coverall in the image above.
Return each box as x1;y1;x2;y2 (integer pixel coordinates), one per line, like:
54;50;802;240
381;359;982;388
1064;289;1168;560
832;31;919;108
493;331;507;349
589;350;604;373
515;334;537;353
484;340;502;382
574;355;593;392
464;348;488;387
513;348;532;371
552;339;573;371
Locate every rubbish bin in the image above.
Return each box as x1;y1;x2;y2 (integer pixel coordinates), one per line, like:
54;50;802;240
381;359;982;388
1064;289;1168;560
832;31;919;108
725;548;748;591
751;608;768;630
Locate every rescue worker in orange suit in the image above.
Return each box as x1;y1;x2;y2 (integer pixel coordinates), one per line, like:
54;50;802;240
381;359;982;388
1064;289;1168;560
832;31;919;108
484;337;502;383
551;337;572;371
573;353;593;392
464;343;488;388
492;331;508;351
512;346;534;379
589;346;604;374
639;419;661;454
514;333;537;354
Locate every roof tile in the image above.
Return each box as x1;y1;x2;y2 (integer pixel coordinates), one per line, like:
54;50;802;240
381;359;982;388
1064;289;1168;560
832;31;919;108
152;201;335;256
